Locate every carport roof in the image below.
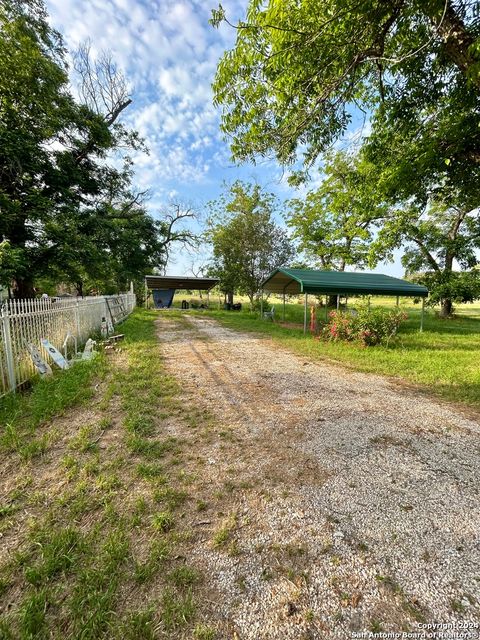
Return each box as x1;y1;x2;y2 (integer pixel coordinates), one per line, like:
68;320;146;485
261;268;428;297
145;275;219;291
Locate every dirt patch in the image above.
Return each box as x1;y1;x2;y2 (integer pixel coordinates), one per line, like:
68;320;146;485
157;314;480;639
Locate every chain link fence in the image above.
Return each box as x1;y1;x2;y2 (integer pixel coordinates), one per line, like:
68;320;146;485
0;292;136;395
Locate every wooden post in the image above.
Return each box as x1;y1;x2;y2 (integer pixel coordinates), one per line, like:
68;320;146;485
325;295;328;322
303;293;308;334
396;295;399;307
368;296;371;311
420;297;425;332
283;289;286;321
260;289;264;318
336;295;340;310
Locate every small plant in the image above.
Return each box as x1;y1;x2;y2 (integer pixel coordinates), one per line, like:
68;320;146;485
167;565;200;587
194;623;216;640
370;619;383;633
24;527;85;586
450;598;466;614
134;539;170;583
152;511;174;532
136;462;164;479
196;500;208;512
322;307;408;346
305;609;315;623
118;609;156;640
161;586;195;630
153;486;187;510
212;514;237;549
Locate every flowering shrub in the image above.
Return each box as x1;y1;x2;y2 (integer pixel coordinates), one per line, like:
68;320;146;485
322;307;408;346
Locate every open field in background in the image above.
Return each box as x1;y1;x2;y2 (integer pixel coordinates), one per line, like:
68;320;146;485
171;296;480;410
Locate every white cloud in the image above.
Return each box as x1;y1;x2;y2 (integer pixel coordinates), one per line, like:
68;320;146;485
46;0;240;217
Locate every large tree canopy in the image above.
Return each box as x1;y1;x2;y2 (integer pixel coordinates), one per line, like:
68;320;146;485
212;1;480;187
0;0;184;298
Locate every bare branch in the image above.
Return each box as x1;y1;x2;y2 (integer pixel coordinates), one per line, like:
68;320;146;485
74;40;132;126
155;204;200;271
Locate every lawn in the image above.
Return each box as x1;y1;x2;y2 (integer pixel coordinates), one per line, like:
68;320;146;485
0;309;216;640
197;297;480;409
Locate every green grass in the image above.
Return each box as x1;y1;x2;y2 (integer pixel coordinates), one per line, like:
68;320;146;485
199;298;480;408
0;358;106;432
0;355;107;460
0;309;214;638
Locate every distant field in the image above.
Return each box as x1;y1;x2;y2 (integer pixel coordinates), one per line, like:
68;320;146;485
172;295;480;410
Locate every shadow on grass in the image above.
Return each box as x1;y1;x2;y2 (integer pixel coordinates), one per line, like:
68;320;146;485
199;307;480;410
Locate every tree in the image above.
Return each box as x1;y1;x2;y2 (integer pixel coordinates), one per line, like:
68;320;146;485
155;205;199;273
286;152;378;271
211;0;480;188
368;198;480;316
207;182;294;306
413;269;480;311
0;0;145;297
211;0;480;319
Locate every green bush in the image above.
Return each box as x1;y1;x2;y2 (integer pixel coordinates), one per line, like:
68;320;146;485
322;307;408;346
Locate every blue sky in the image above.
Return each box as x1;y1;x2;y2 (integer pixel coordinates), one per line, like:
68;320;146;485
45;0;404;277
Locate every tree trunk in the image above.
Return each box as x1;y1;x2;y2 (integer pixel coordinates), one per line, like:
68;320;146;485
13;278;35;299
440;249;455;318
227;291;233;305
76;281;84;297
10;216;34;298
440;298;453;317
427;3;480;89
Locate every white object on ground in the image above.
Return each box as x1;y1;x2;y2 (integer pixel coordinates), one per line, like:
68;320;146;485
41;338;70;369
82;338;97;360
26;343;52;376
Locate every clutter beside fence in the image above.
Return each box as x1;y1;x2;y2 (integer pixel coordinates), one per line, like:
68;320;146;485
0;293;136;395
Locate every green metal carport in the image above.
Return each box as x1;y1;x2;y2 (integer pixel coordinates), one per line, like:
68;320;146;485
261;268;429;333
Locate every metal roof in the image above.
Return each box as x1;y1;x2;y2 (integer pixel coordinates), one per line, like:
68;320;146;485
145;275;219;291
261;268;428;297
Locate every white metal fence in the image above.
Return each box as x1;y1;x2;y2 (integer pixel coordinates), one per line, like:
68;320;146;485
0;293;136;395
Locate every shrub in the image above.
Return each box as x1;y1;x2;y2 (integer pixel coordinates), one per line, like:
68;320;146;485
322;307;408;346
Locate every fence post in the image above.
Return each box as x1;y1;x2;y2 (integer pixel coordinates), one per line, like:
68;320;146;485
1;306;16;393
75;299;81;339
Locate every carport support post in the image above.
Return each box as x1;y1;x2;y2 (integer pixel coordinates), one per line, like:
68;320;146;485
303;293;308;334
336;295;340;310
282;288;286;321
396;295;399;307
260;289;264;318
325;295;328;322
420;297;425;332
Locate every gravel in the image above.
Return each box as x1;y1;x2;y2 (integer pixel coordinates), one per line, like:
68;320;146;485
158;314;480;639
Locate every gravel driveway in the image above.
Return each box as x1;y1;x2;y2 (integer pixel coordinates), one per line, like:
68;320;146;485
157;314;480;639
